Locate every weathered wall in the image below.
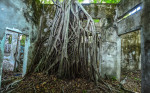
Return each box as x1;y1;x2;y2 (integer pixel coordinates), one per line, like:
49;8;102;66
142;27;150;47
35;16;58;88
141;0;150;92
116;0;142;73
83;4;116;19
83;3;119;80
96;19;119;80
0;0;41;87
83;3;120;80
116;0;142;35
121;30;141;70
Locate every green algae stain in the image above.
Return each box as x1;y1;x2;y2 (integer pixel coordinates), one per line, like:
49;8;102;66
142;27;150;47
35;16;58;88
121;30;141;70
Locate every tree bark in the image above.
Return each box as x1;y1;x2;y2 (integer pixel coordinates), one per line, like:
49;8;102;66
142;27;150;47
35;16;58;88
28;0;99;84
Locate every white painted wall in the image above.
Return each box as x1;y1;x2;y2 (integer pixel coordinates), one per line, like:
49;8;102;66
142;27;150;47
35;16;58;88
22;36;30;76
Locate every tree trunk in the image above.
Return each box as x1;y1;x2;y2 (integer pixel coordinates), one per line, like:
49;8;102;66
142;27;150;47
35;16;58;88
28;0;99;84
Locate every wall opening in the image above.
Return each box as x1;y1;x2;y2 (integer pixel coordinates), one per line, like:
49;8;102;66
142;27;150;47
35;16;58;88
1;28;29;88
118;4;142;22
120;30;141;86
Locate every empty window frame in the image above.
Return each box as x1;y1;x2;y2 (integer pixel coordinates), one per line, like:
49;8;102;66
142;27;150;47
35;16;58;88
118;4;142;22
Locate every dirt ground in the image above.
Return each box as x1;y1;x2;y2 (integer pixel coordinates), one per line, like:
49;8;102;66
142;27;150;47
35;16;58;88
121;70;141;93
0;70;141;93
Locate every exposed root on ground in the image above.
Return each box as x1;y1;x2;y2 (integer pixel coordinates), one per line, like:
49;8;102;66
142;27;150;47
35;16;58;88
1;73;135;93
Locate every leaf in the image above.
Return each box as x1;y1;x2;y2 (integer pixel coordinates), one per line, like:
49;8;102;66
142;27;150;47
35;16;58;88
36;85;40;89
41;82;47;87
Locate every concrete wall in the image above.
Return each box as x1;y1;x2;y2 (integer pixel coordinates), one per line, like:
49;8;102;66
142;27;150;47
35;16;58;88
116;0;142;73
0;0;39;88
121;30;141;70
83;4;116;19
141;0;150;92
83;3;120;80
97;19;120;80
116;0;142;35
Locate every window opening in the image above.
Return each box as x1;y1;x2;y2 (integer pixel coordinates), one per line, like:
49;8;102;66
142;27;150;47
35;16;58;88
118;4;142;22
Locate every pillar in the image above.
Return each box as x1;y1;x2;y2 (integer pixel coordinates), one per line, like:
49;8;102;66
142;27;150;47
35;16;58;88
141;0;150;92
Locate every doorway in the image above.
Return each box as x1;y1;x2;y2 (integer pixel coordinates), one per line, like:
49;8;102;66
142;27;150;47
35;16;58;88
1;28;28;88
120;30;141;92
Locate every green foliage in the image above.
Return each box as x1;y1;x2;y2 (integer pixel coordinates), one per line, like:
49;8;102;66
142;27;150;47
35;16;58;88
94;19;100;23
93;0;97;3
79;0;84;3
8;35;12;44
134;78;140;81
39;0;64;4
39;0;120;4
39;0;53;4
82;90;87;93
103;0;121;3
92;0;120;3
20;35;26;46
111;76;117;81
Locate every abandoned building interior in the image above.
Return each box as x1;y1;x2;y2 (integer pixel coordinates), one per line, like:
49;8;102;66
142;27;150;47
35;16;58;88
0;0;150;92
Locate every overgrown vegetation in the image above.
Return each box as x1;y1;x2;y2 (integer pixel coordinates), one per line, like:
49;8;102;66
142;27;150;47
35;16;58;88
20;35;26;46
39;0;120;4
29;0;101;85
8;35;12;44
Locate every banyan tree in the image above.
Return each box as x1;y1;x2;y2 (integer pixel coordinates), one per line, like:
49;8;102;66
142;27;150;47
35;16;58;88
28;0;100;84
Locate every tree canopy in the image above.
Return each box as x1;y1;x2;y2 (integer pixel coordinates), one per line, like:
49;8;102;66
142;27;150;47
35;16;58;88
39;0;120;4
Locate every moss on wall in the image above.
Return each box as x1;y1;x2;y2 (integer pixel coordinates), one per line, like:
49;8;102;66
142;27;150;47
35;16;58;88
121;30;141;70
24;0;42;25
82;4;116;19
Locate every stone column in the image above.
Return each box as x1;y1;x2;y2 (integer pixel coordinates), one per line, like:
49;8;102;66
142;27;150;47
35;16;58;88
141;0;150;92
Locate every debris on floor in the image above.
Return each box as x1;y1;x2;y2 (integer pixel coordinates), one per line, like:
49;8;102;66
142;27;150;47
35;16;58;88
0;71;141;93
